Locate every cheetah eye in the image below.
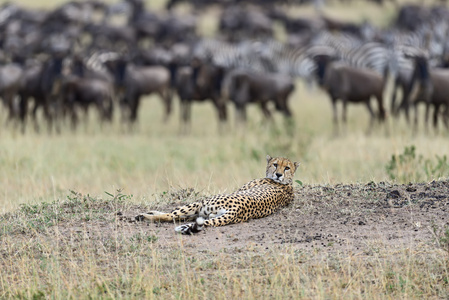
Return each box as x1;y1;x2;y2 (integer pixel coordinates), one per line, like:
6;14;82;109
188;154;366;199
285;166;290;171
273;163;278;168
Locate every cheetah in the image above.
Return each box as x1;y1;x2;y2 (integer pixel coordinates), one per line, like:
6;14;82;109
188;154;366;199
135;155;300;234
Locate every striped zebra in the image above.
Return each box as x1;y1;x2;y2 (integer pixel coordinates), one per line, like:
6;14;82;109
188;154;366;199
310;30;363;54
243;39;321;79
84;50;121;80
310;31;395;77
192;38;305;77
192;39;260;71
231;39;336;80
192;36;393;88
339;42;394;76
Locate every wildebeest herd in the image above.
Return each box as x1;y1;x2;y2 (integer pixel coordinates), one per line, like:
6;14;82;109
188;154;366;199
1;0;449;134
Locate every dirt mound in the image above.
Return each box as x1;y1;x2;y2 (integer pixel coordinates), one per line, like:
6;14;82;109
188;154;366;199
1;181;447;255
120;180;449;253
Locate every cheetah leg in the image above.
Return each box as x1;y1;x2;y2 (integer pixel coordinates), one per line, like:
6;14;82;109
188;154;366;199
135;202;201;222
174;211;240;235
174;217;207;234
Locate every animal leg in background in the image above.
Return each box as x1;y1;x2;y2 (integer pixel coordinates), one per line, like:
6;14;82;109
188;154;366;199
365;99;375;134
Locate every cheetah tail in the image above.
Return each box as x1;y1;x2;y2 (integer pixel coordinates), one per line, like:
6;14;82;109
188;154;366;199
174;217;205;235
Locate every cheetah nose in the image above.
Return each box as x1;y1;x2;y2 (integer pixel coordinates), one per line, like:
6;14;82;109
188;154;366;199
275;173;282;178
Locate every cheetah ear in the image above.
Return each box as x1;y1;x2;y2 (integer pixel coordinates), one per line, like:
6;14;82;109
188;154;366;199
266;155;272;163
294;162;301;170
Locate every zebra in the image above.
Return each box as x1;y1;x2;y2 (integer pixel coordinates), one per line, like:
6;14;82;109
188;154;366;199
310;30;364;54
192;39;257;71
339;42;394;76
192;38;298;75
310;31;394;77
192;35;393;90
245;39;322;78
85;51;121;77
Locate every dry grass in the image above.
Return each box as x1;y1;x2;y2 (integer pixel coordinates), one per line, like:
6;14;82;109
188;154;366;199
2;239;447;299
1;191;448;299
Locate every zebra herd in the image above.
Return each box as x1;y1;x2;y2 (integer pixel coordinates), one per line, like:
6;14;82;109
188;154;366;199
1;0;449;133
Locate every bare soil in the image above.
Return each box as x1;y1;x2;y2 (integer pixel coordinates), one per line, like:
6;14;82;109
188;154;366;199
118;180;449;253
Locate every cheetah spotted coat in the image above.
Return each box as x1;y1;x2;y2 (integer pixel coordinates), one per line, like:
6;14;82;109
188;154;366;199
136;155;299;234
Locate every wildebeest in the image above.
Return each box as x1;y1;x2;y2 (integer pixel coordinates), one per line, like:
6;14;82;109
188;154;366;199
174;60;227;133
84;22;137;52
389;47;439;123
224;69;295;125
0;63;22;125
406;54;449;132
390;65;414;121
18;54;65;133
313;54;387;134
219;5;273;42
60;56;114;130
105;56;172;124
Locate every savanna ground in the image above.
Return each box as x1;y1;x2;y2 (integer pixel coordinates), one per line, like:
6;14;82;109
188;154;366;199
1;0;449;298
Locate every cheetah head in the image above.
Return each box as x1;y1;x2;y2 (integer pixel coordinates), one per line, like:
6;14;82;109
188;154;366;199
265;155;300;185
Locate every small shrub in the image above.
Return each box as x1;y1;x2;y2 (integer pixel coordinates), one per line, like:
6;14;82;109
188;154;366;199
104;189;133;202
385;145;449;183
